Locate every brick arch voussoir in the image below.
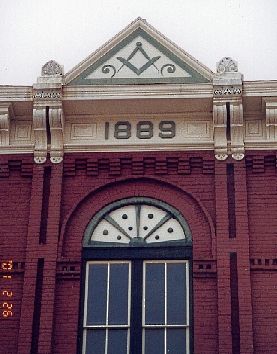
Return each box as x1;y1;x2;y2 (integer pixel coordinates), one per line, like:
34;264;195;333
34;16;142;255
59;177;215;259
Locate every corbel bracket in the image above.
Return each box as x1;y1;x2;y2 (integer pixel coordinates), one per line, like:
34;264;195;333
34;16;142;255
213;99;228;160
32;60;64;164
49;106;64;163
0;103;14;147
263;98;277;141
33;106;47;164
213;57;244;161
229;99;244;160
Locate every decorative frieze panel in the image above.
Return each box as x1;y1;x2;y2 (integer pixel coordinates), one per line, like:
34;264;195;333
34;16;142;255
70;123;97;140
245;119;264;139
64;114;213;151
10;121;33;145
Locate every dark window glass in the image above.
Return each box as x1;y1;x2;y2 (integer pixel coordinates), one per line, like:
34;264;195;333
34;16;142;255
144;329;164;354
109;263;129;325
107;329;128;354
85;330;105;354
145;263;165;325
167;263;187;325
87;264;107;325
167;328;187;354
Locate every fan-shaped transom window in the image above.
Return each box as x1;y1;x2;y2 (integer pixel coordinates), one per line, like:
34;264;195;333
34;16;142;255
83;197;191;247
81;197;192;354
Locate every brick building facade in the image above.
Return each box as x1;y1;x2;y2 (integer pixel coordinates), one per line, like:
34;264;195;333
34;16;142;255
0;18;276;354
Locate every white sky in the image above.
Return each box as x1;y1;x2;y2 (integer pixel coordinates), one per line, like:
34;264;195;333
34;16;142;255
0;0;276;85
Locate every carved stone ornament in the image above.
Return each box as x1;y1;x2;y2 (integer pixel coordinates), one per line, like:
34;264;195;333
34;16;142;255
33;108;47;164
214;87;241;96
50;156;63;164
33;90;61;100
216;57;238;74
41;60;63;76
215;154;228;161
34;156;47;164
0;104;12;146
232;153;244;161
49;107;64;164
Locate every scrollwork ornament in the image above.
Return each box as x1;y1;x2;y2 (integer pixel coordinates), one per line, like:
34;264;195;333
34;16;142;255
34;156;47;164
217;57;238;74
215;153;228;161
102;65;116;78
50;156;63;164
161;64;176;76
232;153;244;161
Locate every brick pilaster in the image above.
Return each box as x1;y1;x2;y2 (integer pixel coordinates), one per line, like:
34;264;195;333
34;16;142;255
17;166;44;354
215;161;233;353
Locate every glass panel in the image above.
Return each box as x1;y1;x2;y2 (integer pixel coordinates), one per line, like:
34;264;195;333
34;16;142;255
145;263;165;325
167;263;187;325
85;329;106;354
87;264;107;325
107;329;128;354
109;263;129;325
144;329;164;354
167;328;187;354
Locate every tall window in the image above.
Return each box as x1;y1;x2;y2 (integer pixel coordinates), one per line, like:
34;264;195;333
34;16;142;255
81;198;192;354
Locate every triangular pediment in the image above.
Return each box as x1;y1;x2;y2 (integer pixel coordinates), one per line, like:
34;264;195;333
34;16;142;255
65;18;213;85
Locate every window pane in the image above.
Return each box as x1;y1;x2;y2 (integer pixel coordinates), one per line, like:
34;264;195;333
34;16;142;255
167;263;187;325
109;263;129;325
167;328;187;354
144;329;164;354
145;263;165;325
85;329;105;354
107;329;128;354
87;264;107;325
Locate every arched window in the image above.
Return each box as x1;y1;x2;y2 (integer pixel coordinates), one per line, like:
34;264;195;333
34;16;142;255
81;198;192;354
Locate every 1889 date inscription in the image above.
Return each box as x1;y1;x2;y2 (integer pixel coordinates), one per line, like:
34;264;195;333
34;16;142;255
105;121;176;140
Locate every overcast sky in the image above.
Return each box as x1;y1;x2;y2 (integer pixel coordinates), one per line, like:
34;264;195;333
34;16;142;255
0;0;276;85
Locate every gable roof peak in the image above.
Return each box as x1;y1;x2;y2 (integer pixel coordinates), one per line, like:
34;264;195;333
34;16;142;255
65;18;214;85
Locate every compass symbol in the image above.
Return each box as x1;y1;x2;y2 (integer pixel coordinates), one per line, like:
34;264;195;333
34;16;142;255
116;42;161;75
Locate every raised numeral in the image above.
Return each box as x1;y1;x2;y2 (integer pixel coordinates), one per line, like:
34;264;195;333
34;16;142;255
159;121;176;138
114;122;131;139
137;121;153;139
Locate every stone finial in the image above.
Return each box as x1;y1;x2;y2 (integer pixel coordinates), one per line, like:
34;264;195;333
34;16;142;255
216;57;238;74
41;60;63;76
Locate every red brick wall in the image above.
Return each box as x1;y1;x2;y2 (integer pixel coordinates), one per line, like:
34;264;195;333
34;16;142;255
0;152;276;354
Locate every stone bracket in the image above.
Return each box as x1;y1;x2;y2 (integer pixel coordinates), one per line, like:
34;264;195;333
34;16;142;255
49;107;64;163
229;99;244;160
33;107;47;164
263;98;277;141
0;103;14;146
213;100;228;160
213;57;244;161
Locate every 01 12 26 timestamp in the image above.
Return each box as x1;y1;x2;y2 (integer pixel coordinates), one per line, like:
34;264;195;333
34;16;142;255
1;260;13;318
